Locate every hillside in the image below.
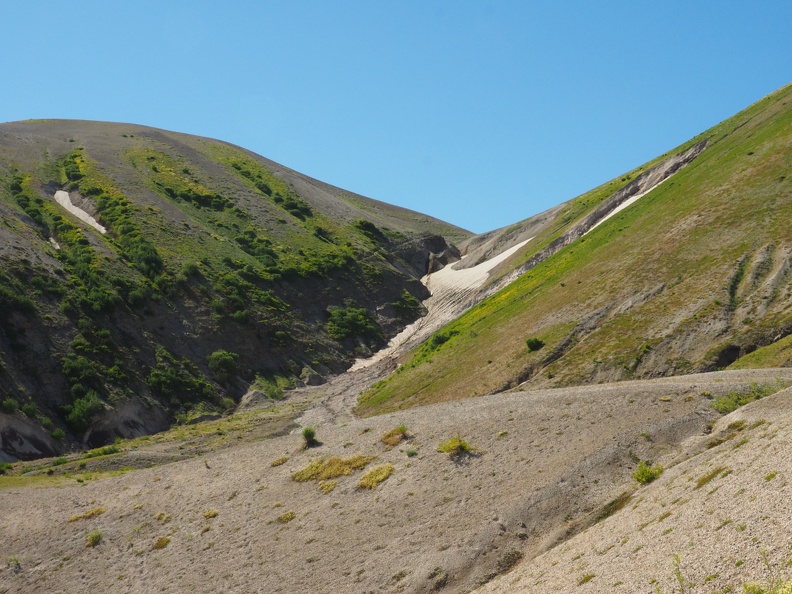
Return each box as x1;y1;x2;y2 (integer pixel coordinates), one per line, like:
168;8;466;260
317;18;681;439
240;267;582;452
359;83;792;416
3;84;792;594
0;120;470;460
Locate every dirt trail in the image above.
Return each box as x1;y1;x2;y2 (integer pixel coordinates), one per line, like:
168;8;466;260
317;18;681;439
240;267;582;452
295;239;531;428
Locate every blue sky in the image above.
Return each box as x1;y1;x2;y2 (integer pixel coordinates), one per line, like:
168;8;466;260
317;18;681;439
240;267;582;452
3;1;790;233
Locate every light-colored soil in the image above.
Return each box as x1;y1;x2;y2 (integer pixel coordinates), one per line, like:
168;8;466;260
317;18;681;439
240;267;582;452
476;384;792;593
2;369;791;593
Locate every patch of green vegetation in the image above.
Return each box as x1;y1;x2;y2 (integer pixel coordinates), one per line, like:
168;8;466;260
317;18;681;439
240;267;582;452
437;436;476;457
85;529;102;547
710;381;785;414
357;84;792;414
381;424;409;447
358;464;394;489
597;491;633;521
633;461;663;485
694;466;729;490
326;301;381;341
149;346;214;410
291;455;375;483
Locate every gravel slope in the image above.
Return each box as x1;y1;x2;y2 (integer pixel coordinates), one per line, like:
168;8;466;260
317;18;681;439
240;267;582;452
2;369;791;593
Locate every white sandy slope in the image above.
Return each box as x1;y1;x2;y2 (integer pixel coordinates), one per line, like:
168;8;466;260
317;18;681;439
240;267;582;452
54;191;106;234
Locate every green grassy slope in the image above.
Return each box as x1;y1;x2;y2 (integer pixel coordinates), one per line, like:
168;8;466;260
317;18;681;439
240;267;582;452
0;120;470;456
359;83;792;416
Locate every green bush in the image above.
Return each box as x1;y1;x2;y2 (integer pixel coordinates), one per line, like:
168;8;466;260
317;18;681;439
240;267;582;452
633;460;663;484
207;349;239;383
710;381;785;414
1;398;19;414
526;337;545;352
326;302;381;341
149;346;213;407
302;427;318;448
21;401;38;417
437;435;476;457
64;391;103;432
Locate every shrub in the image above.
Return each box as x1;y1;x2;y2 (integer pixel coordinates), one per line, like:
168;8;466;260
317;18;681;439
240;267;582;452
1;398;19;414
326;302;381;341
0;462;13;475
633;460;663;484
153;536;171;550
359;464;394;489
207;349;239;383
85;530;102;547
20;401;38;417
51;428;66;441
710;381;785;414
526;337;545;352
64;390;103;432
271;456;288;467
437;436;476;457
302;427;318;448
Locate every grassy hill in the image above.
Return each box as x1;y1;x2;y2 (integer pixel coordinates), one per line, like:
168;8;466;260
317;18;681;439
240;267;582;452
0;120;470;458
359;83;792;417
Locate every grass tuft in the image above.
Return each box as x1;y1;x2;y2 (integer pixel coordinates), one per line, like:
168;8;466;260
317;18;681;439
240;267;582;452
85;530;102;548
381;424;409;447
358;464;394;489
69;507;106;522
292;455;375;483
437;436;476;457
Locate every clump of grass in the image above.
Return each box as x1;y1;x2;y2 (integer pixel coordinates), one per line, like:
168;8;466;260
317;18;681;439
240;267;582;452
578;573;595;585
82;445;121;459
153;536;171;550
271;456;288;467
153;512;171;524
85;530;102;548
319;480;337;494
710;381;785;414
633;460;663;484
302;427;318;448
597;491;633;521
204;509;219;519
69;507;106;522
694;466;729;490
358;464;394;489
437;435;476;457
292;455;375;483
277;510;296;523
381;424;408;447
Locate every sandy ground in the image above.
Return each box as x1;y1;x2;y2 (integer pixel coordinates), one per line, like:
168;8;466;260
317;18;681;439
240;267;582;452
476;384;792;593
2;369;791;594
53;190;106;234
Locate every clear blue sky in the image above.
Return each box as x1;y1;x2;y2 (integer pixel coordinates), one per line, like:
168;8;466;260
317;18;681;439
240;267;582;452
3;1;790;233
